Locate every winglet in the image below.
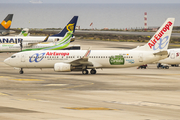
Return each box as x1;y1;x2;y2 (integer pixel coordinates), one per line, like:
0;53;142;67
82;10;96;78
42;35;50;42
83;47;91;58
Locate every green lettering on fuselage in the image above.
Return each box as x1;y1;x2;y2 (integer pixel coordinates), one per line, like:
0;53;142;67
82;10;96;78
109;55;124;65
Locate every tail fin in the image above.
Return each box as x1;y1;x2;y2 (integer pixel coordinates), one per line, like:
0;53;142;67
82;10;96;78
134;18;175;52
57;31;73;44
18;28;30;36
51;16;78;37
0;14;13;30
43;31;73;50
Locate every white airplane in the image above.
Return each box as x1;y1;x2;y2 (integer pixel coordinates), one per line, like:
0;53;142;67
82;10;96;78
4;18;175;74
157;49;180;67
0;31;80;52
17;28;30;37
0;16;78;44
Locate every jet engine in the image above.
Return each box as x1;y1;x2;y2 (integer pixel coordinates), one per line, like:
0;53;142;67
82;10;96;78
22;42;29;47
54;63;71;72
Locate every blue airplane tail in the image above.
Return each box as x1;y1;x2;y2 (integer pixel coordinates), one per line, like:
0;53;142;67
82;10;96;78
51;16;78;37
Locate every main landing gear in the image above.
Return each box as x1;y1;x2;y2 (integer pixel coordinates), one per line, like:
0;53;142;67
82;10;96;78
82;69;96;75
19;68;24;74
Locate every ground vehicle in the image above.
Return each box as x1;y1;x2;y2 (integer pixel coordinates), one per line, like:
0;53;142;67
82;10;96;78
157;63;169;69
137;64;147;69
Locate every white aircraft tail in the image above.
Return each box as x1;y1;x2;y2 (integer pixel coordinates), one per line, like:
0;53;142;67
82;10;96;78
18;28;30;36
134;18;175;52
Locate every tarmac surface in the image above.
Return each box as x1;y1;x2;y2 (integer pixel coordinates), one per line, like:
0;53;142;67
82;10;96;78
0;39;180;120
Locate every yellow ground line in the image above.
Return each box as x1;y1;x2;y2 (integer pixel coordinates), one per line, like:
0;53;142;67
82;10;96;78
0;76;12;78
0;93;8;96
64;107;116;110
10;79;44;81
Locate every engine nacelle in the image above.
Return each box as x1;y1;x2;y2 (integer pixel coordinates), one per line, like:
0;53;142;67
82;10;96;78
54;63;71;72
22;42;29;47
1;31;9;36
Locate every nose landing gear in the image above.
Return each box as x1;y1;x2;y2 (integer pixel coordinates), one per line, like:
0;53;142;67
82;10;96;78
19;68;24;74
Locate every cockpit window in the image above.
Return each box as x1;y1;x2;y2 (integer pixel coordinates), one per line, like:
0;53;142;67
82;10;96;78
11;55;16;58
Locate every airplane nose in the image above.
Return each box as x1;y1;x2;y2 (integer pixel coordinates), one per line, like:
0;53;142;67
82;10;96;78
4;58;10;65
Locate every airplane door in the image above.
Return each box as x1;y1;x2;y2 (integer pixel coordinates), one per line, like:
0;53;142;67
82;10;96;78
138;53;143;62
170;51;175;59
21;53;26;62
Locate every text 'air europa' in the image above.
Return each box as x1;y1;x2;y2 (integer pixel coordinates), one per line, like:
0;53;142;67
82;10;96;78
148;21;173;49
46;52;69;56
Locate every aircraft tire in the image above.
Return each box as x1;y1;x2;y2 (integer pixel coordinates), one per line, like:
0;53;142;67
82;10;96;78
90;69;96;74
19;70;24;74
165;66;169;69
19;68;24;74
82;69;88;75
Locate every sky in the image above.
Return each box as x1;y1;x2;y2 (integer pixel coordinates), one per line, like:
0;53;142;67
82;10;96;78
1;0;180;4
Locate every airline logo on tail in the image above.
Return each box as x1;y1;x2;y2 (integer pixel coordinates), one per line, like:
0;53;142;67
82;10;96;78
148;21;173;49
153;36;169;50
21;30;28;36
1;20;12;29
66;23;74;31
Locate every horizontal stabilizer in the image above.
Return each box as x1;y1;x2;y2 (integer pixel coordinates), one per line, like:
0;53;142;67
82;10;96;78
153;51;168;56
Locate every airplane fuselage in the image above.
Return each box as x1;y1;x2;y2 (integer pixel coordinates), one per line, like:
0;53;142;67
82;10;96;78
158;49;180;65
4;50;167;69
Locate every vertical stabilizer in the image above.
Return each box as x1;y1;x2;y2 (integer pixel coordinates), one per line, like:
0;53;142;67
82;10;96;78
134;18;175;52
18;28;30;36
51;16;78;37
0;14;13;30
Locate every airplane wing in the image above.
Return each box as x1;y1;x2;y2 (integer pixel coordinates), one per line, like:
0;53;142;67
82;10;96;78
27;35;50;46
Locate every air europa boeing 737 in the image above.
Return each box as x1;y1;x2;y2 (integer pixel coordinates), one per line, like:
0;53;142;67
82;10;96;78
4;18;175;74
0;16;78;44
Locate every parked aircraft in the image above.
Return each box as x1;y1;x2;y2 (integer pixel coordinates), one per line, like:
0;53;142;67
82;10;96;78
0;14;14;36
4;18;175;74
17;28;30;37
0;16;78;44
157;49;180;67
0;31;80;52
